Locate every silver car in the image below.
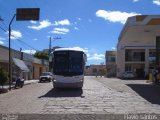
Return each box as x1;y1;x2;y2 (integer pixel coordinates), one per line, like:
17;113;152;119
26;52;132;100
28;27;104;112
122;71;136;79
39;72;53;82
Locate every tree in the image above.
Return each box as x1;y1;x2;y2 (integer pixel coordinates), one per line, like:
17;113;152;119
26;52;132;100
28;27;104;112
0;67;8;88
92;68;98;77
98;69;107;77
34;51;49;60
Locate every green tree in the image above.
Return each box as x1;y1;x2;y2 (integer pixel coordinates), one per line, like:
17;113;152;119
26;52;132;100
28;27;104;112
98;69;107;77
0;67;8;88
34;51;49;60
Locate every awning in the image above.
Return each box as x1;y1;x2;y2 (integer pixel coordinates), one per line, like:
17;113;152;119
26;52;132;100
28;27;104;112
13;58;29;72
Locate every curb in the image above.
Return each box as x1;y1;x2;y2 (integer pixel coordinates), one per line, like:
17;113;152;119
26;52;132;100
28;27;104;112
3;80;39;90
24;80;39;86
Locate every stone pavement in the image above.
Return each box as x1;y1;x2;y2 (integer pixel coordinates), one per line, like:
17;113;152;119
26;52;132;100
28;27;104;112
40;77;160;114
96;77;160;105
0;76;160;115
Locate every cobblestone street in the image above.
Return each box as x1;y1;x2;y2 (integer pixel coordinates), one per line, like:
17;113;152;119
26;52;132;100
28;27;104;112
0;76;160;114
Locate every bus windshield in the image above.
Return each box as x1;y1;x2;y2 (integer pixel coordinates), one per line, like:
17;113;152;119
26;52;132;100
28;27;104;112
53;51;84;76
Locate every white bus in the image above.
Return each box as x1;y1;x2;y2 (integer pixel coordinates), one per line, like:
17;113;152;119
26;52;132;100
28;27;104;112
50;48;87;89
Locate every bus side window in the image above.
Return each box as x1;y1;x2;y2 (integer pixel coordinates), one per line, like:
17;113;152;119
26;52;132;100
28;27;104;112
83;54;87;63
52;54;54;69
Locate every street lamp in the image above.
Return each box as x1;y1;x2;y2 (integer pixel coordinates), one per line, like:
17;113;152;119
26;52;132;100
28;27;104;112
0;16;13;90
8;8;40;90
8;14;16;90
0;15;16;91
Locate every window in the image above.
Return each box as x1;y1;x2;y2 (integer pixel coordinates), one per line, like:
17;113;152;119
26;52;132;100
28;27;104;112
53;51;84;76
125;65;131;71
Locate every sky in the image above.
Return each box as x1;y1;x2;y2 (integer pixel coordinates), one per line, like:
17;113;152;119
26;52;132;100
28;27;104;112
0;0;160;65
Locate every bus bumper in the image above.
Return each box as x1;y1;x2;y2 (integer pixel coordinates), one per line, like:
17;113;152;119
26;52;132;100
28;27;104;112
53;80;83;88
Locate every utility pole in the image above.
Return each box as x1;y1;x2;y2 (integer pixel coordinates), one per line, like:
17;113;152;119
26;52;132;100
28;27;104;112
48;36;52;56
48;36;61;72
48;36;61;56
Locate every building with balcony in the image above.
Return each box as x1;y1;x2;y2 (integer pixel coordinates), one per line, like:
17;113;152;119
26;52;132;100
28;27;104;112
117;15;160;78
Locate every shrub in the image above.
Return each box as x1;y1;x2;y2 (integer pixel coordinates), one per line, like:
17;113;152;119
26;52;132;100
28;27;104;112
0;67;8;88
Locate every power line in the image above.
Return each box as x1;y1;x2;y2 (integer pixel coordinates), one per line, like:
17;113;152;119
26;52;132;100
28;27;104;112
0;25;39;51
0;16;42;52
6;19;42;50
16;38;39;51
0;18;8;30
2;21;8;30
0;25;7;32
0;15;41;51
0;18;36;48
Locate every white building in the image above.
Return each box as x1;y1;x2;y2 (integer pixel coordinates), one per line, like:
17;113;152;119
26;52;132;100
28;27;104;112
117;15;160;78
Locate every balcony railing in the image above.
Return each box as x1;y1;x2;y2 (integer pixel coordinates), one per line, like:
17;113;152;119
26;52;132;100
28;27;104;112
125;56;145;62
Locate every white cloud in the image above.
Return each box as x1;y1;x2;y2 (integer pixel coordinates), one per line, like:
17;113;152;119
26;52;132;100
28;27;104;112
88;53;105;60
87;53;90;57
54;19;71;26
96;10;141;24
54;28;69;32
51;28;69;34
0;41;4;44
64;47;104;63
133;0;139;2
74;27;79;30
33;38;38;41
52;31;67;35
29;19;71;30
77;18;82;21
112;47;116;50
30;20;37;24
153;0;160;5
69;47;88;52
0;37;5;41
11;30;22;39
28;19;52;30
22;50;36;55
0;37;5;44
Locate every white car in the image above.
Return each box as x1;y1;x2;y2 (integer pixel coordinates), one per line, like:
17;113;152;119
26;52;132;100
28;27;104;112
39;72;54;82
122;71;136;79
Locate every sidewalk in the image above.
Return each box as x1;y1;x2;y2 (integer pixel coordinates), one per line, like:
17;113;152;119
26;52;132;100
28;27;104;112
3;79;39;89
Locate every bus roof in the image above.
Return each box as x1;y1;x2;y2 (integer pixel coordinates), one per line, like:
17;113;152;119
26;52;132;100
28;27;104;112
54;48;84;52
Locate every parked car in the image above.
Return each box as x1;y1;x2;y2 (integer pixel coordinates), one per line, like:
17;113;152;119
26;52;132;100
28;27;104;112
39;72;53;82
122;71;136;79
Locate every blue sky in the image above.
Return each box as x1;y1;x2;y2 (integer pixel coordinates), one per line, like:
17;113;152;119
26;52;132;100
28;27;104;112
0;0;160;65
